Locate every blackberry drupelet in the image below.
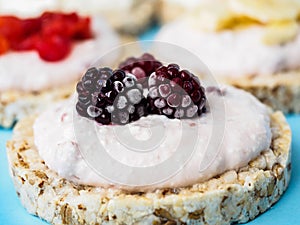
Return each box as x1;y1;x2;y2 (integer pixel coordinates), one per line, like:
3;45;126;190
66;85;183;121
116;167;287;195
76;67;147;125
118;53;163;88
147;64;206;119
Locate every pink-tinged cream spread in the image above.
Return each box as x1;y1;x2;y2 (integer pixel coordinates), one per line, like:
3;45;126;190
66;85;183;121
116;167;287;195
33;85;272;191
0;16;120;92
156;21;300;77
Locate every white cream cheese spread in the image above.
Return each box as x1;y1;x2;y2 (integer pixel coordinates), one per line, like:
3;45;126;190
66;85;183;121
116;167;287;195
156;21;300;78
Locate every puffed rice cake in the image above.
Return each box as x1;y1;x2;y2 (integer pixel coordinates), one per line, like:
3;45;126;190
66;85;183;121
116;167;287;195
6;111;291;225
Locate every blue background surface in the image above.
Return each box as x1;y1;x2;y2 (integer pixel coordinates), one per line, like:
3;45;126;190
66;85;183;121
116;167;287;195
0;27;300;225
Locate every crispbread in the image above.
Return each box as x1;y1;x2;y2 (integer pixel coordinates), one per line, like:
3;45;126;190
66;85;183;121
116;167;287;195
106;0;158;35
158;0;191;23
221;71;300;113
6;111;291;225
0;84;74;128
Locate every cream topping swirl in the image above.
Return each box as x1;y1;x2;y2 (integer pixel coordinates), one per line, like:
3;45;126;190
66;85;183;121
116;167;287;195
33;85;272;191
0;16;120;92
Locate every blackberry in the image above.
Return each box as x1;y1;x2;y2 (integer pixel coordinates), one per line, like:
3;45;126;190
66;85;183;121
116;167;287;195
76;67;147;125
118;53;163;88
147;64;206;119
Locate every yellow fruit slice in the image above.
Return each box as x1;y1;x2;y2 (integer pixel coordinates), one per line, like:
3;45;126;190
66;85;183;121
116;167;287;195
262;20;299;45
229;0;300;23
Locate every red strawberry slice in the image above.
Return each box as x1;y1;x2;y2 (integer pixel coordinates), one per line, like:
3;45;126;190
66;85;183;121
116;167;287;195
0;36;9;54
0;12;92;61
36;35;71;62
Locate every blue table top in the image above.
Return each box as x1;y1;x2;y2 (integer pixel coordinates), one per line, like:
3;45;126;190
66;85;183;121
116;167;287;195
1;27;300;225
